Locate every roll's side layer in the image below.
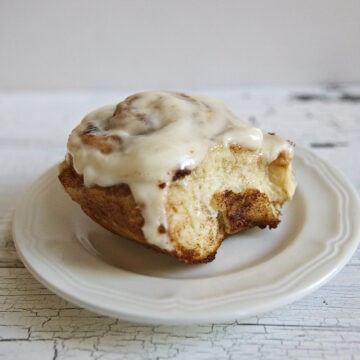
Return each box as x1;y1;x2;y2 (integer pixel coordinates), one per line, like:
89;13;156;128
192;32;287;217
58;161;146;243
58;161;217;263
58;146;296;264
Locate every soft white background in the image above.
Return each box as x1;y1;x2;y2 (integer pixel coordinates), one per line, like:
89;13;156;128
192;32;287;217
1;0;360;90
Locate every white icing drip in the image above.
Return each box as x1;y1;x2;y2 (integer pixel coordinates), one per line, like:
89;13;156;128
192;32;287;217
67;91;293;251
262;133;294;162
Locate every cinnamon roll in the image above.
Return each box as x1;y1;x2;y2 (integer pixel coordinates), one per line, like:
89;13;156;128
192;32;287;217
58;92;296;263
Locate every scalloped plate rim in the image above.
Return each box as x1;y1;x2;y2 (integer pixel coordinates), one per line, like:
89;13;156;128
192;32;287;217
12;147;360;324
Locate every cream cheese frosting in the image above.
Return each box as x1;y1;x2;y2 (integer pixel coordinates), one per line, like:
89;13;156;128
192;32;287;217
66;91;293;250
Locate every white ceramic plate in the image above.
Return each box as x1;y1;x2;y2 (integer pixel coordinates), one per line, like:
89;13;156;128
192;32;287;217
13;147;360;324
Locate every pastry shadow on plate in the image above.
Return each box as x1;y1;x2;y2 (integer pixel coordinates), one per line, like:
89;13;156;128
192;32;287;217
72;188;306;280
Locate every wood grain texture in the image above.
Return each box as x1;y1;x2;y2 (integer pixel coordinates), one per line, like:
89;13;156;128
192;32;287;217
1;86;359;359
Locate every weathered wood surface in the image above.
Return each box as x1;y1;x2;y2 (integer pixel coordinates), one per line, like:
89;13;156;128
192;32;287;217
0;87;359;359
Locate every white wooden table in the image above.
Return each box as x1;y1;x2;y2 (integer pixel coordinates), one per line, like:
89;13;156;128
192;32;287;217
1;86;359;359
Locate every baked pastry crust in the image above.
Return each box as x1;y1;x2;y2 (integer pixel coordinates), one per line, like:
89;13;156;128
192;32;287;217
59;143;295;263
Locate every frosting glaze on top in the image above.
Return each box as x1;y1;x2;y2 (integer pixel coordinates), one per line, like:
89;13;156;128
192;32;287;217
66;91;293;250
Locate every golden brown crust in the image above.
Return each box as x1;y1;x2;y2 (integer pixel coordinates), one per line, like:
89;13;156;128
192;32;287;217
58;161;146;243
